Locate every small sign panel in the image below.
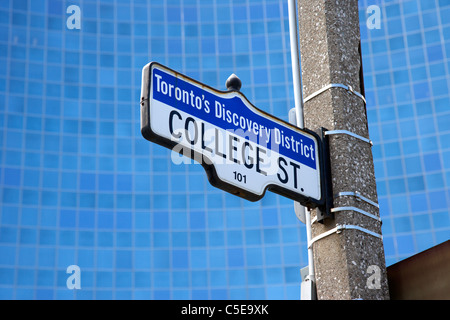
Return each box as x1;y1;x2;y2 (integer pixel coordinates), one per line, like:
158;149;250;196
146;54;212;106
141;62;323;207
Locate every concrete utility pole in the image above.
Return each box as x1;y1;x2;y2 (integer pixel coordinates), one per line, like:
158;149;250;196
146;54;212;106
298;0;390;299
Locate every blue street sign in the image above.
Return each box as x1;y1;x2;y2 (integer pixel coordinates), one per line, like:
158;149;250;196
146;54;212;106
141;62;323;206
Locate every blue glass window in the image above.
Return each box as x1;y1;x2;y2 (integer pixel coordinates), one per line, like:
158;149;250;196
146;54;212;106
227;269;245;287
418;117;436;135
386;159;403;176
407;33;423;48
189;250;206;269
402;1;418;14
396;235;415;255
409;192;429;213
387;19;403;35
437;113;450;131
404;15;421;31
425;30;440;44
181;7;196;23
227;248;244;267
166;6;181;22
209;270;226;287
409;48;425;65
209;248;225;268
393;69;409;84
399;119;416;138
190;231;206;247
172;250;189;269
389;195;407;215
414;233;435;252
432;79;448;96
423;153;441;171
422;11;438;28
389;178;406;194
426;173;445;189
427;44;444;62
408;175;425;192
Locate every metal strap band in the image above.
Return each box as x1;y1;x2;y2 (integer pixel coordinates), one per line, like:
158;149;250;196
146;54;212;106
325;129;373;146
310;205;380;225
308;226;339;249
335;191;379;208
303;83;366;104
339;224;383;240
308;224;382;249
330;206;381;222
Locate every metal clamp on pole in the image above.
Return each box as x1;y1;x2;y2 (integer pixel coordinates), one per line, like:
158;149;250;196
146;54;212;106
330;206;381;223
335;191;379;208
308;224;383;249
311;197;380;225
325;130;373;146
303;83;366;105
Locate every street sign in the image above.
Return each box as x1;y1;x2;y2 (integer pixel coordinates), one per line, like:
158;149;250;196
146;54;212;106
140;62;323;207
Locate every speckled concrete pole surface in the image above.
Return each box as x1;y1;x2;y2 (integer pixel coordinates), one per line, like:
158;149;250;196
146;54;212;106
298;0;389;299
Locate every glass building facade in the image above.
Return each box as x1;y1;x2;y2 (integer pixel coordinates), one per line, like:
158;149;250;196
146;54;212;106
0;0;449;300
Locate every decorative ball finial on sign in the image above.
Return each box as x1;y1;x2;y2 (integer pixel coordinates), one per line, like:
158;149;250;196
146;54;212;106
226;73;242;91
